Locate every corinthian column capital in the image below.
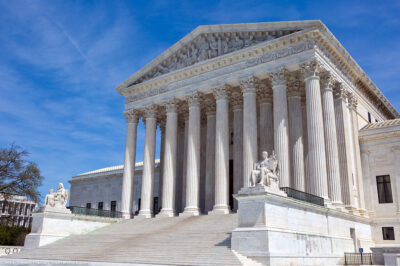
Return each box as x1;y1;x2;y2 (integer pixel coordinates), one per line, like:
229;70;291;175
271;67;288;86
165;98;179;113
301;59;321;79
144;105;158;119
212;84;230;100
187;92;202;107
203;96;216;115
287;72;302;98
123;109;141;123
320;72;335;91
230;90;243;110
239;77;257;93
333;82;348;101
255;79;272;103
348;93;358;110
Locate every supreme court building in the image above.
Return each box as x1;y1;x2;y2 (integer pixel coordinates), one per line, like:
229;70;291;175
69;20;400;248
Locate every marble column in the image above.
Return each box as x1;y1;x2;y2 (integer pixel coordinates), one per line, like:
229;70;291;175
231;91;243;211
334;84;356;207
240;78;258;188
175;117;185;213
272;69;290;188
257;80;274;156
181;93;201;216
287;77;305;192
138;106;157;218
204;99;216;213
210;86;230;214
158;100;178;217
360;151;373;213
120;110;139;219
321;73;342;204
349;95;366;212
302;60;329;199
182;114;189;210
158;119;165;213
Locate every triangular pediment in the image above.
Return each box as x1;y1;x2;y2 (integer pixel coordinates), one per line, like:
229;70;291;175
118;20;323;89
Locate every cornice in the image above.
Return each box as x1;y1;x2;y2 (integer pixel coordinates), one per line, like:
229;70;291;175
119;22;398;119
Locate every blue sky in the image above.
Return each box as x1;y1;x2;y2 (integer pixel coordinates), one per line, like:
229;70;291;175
0;0;399;203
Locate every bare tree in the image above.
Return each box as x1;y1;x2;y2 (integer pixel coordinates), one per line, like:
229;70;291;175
0;144;43;203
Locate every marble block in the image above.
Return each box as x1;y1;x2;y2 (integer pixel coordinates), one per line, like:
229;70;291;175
232;189;374;265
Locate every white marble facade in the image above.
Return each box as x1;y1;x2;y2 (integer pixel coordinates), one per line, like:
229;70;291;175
69;21;399;241
69;161;161;215
359;119;400;246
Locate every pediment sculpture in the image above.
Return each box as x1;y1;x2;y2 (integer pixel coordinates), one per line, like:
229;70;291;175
133;30;298;85
250;151;280;191
45;183;69;209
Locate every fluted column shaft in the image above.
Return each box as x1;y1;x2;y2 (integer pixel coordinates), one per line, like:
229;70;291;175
158;123;165;212
288;89;305;191
232;92;243;211
334;86;355;206
241;79;258;188
211;87;230;214
260;101;274;155
272;70;290;187
182;116;189;209
321;76;342;203
120;111;139;219
301;100;310;193
204;106;216;213
158;102;178;217
349;97;366;211
182;94;201;216
303;63;329;199
138;108;157;218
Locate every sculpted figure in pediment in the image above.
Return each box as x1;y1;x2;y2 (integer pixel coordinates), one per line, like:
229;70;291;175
197;36;209;61
232;35;244;51
208;35;219;58
243;33;254;47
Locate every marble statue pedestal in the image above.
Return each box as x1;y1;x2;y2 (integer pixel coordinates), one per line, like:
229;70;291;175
24;207;115;249
371;247;400;265
231;185;375;265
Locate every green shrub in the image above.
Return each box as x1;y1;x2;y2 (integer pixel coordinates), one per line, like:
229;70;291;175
0;225;31;246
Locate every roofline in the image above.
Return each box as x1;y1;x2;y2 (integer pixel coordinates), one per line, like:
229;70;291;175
116;20;322;92
71;159;161;180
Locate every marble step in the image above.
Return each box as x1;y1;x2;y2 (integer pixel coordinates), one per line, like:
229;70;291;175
8;214;245;265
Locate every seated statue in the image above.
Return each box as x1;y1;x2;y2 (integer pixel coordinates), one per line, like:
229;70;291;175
45;183;69;208
250;151;280;190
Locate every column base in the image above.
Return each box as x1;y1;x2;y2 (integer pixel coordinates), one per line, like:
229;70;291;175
136;210;153;219
180;207;200;216
120;212;132;219
208;205;231;215
156;209;177;218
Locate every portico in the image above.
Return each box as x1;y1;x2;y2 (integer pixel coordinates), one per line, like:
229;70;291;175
117;21;397;219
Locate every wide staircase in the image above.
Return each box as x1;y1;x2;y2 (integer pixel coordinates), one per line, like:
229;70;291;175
7;213;246;265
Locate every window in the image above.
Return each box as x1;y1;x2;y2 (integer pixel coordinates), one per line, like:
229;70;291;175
382;227;395;240
86;203;91;209
19;205;23;215
377;175;393;203
98;202;103;210
2;202;6;213
111;201;116;212
368;112;372;123
375;119;378;123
